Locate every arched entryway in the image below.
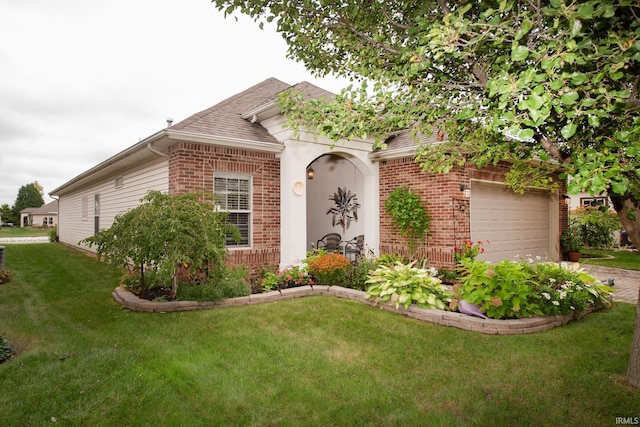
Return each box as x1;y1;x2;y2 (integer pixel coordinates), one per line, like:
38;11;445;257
306;154;365;252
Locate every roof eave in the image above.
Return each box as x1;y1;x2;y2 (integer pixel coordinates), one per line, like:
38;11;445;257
166;129;284;153
49;130;167;197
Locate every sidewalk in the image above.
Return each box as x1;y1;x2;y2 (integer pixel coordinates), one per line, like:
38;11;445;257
583;265;639;304
0;236;50;244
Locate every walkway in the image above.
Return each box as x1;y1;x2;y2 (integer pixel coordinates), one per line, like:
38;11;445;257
0;236;50;244
584;265;639;305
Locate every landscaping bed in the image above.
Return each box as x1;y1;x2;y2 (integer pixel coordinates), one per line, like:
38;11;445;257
112;284;603;335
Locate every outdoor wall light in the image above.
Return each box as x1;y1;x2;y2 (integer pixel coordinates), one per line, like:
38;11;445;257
460;184;471;199
307;167;315;180
562;194;571;205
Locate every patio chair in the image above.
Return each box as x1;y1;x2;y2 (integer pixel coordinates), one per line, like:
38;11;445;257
316;233;342;252
343;234;364;263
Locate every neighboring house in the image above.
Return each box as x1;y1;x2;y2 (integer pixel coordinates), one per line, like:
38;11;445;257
568;192;611;211
19;200;58;228
50;78;567;274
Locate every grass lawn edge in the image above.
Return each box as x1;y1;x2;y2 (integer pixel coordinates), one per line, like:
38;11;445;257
112;285;605;335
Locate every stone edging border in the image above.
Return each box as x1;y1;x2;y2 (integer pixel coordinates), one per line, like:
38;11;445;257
112;285;598;335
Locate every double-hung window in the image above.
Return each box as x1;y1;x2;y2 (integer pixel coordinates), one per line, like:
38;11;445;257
214;174;251;247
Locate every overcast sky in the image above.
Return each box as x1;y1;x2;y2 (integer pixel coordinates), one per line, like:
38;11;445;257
0;0;348;206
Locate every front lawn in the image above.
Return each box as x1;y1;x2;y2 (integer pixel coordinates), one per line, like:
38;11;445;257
582;249;640;271
0;226;51;238
0;244;638;425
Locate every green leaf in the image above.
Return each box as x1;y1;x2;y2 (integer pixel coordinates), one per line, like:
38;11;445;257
560;92;579;105
511;45;530;61
561;122;577;139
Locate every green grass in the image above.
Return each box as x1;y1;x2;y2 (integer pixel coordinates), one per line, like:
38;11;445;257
0;226;51;238
1;244;639;426
582;249;640;270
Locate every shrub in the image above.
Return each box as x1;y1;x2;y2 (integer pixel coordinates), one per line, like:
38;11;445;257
257;264;314;292
306;252;351;285
176;265;250;301
571;207;621;249
0;334;12;363
0;270;12;285
455;259;542;319
455;258;614;319
365;261;451;310
560;223;585;253
49;226;58;242
526;261;613;316
342;256;379;291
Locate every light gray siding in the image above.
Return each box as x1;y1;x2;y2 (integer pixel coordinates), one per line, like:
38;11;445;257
57;158;168;251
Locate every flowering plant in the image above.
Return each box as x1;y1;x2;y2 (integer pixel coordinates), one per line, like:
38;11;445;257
527;261;612;315
454;258;613;319
306;252;351;285
258;264;314;292
454;240;486;262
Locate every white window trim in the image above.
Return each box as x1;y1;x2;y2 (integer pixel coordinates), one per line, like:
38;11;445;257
214;172;252;249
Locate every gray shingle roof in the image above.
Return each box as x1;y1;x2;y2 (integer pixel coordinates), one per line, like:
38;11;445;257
169;78;335;143
20;200;58;215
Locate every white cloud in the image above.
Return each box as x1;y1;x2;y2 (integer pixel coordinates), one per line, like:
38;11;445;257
0;0;348;206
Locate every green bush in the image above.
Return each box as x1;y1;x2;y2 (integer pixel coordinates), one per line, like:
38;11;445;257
177;265;250;301
365;261;451;310
527;261;613;315
0;334;12;363
257;264;314;292
342;256;379;291
456;259;541;319
571;207;621;249
49;226;58;242
455;259;614;319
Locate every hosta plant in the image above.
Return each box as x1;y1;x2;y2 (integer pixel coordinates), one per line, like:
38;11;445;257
365;261;451;310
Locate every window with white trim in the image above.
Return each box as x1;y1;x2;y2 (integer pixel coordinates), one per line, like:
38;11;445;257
214;174;251;247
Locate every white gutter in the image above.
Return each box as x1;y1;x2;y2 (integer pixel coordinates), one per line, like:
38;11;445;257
166;129;284;153
368;146;417;161
50;130;167;196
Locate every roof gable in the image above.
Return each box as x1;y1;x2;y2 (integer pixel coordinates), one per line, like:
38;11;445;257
170;78;293;143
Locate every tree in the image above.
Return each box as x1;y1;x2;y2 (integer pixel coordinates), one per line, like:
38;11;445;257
212;0;640;386
0;204;16;225
81;190;240;299
13;182;45;220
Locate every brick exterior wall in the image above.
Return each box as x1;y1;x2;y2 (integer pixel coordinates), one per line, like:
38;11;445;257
168;142;281;275
379;157;568;270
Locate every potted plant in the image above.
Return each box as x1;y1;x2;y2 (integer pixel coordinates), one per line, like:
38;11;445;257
560;227;585;262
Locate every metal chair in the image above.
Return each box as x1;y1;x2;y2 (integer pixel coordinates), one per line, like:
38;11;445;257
316;233;342;252
343;234;364;262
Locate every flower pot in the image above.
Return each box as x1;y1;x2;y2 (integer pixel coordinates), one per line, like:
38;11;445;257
566;251;581;262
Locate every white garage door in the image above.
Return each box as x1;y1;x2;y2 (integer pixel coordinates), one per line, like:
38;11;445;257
470;182;550;262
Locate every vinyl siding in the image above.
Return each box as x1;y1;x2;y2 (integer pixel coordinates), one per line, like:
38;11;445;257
58;158;168;251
